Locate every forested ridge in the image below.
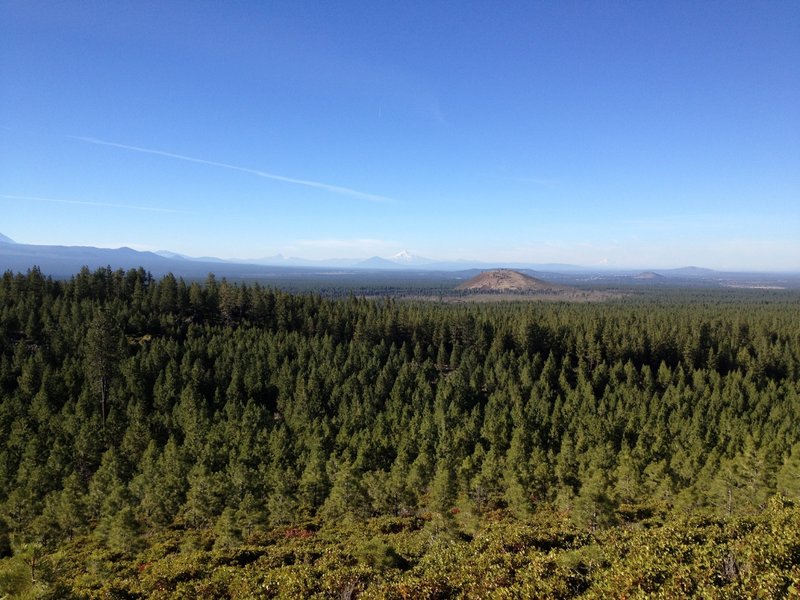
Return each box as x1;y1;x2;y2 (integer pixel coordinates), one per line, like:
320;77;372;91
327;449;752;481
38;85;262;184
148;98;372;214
1;266;799;598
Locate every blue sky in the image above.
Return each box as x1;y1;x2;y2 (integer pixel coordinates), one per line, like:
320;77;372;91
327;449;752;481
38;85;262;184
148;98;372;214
1;1;798;270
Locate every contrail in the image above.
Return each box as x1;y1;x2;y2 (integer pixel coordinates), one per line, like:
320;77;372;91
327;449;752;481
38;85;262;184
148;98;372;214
70;136;395;204
0;193;193;214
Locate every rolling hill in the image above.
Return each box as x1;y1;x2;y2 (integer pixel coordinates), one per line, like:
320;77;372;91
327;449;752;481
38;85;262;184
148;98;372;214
455;269;569;292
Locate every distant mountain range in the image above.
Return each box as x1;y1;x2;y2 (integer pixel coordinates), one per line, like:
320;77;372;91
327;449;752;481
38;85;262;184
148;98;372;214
0;242;629;275
1;235;191;278
149;246;597;272
1;233;799;289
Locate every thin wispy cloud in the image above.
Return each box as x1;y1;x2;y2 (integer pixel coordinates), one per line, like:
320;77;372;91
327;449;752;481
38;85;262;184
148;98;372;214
70;136;395;204
0;193;192;214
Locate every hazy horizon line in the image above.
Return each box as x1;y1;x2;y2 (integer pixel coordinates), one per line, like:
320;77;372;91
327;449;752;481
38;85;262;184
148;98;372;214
1;233;797;274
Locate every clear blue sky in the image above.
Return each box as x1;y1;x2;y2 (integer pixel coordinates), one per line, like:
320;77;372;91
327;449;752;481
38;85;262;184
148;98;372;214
2;1;798;270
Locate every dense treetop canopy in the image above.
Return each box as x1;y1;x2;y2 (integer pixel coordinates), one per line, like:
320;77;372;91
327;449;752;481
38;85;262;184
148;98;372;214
0;266;798;597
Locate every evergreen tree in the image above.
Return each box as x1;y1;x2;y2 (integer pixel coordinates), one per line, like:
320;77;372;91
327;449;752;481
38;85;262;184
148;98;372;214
84;309;123;431
54;473;87;539
297;438;330;515
214;507;243;550
183;464;226;528
235;492;268;539
320;459;369;522
573;446;618;531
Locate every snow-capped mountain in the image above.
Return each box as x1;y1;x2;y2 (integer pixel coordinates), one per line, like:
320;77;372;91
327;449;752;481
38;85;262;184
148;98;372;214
390;250;433;266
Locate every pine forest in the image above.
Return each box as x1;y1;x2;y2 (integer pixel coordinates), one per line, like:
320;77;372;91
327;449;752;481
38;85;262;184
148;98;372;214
1;266;799;598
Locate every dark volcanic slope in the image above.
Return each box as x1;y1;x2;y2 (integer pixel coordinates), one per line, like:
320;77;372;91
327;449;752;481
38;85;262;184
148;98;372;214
456;269;568;292
634;271;665;279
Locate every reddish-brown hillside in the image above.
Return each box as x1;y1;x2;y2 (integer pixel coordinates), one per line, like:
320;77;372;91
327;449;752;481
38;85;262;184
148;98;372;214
455;269;568;292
